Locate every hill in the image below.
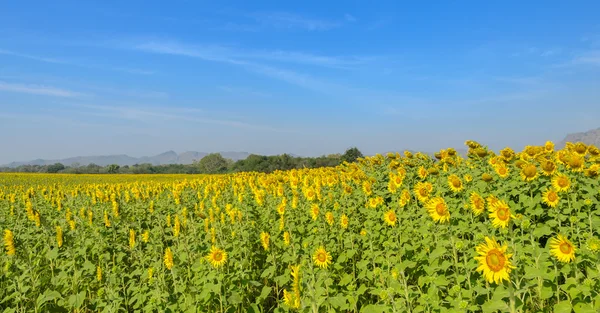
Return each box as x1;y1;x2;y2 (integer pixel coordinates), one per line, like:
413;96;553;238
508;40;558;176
3;151;250;168
559;127;600;148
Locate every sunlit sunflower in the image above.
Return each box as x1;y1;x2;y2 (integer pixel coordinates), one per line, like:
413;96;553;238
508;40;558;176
447;175;464;193
549;235;576;263
567;153;585;172
425;197;450;223
260;232;270;251
283;231;291;246
482;173;493;182
418;166;428;180
542;189;560;208
313;247;332;269
552;173;571;193
414;182;432;203
494;165;509;178
469;192;485;216
464;174;473;183
488;200;511;229
475;237;515;284
520;163;538;182
572;142;587;156
362;181;373;196
544;141;555;153
164;247;174;270
206;246;228;268
383;210;397;227
310;204;319;221
340;214;349;229
325;212;334;226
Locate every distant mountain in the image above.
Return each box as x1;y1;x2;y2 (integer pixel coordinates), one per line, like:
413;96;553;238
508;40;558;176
3;151;250;168
559;127;600;148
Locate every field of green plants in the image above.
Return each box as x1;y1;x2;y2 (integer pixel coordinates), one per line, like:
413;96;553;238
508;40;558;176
1;141;599;312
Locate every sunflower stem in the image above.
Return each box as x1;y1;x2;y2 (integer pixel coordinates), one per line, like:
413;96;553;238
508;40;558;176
508;280;517;313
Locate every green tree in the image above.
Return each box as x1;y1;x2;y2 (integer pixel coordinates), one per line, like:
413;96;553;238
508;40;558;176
106;164;120;174
341;147;364;163
196;153;229;174
47;163;65;173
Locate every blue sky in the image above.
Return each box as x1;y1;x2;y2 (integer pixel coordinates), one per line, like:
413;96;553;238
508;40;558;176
1;1;600;164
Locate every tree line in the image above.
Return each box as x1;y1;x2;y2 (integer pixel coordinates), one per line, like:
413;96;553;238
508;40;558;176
0;148;364;174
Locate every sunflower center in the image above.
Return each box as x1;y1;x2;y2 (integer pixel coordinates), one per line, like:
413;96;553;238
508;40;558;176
548;192;558;202
496;207;509;220
558;177;569;188
451;179;461;188
559;242;572;254
213;252;223;262
388;213;396;222
485;249;506;272
499;168;507;175
543;162;555;172
317;252;327;262
436;203;447;215
419;189;428;197
307;191;314;197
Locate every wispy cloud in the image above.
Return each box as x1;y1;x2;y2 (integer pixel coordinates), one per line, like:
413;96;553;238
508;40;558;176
131;40;355;92
0;48;154;75
64;103;294;133
0;81;83;97
344;14;357;22
250;12;341;31
218;85;272;98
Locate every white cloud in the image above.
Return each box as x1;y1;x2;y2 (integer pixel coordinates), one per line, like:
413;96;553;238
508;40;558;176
250;12;341;31
0;81;83;97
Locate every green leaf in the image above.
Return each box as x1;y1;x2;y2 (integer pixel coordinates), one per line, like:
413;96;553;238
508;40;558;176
574;302;596;313
360;304;389;313
328;295;347;309
481;299;508;313
258;286;272;301
35;290;62;309
68;291;86;308
553;301;572;313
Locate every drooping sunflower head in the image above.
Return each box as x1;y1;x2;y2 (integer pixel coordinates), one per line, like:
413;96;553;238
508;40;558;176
283;231;291;246
520;163;538;182
325;212;334;226
313;247;332;269
549;235;576;263
542;189;560;208
573;142;588;156
383;210;397;227
552;173;571;193
206;246;228;268
474;237;515;284
500;147;515;161
425;197;450;223
482;173;493;183
585;164;600;178
260;232;270;251
310;204;320;221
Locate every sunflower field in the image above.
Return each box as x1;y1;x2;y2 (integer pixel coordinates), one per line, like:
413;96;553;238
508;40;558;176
1;141;600;313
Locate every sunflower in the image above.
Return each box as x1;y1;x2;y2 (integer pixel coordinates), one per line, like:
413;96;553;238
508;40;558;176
310;204;319;221
414;182;432;203
3;229;15;256
325;212;334;226
549;235;576;263
542;189;560;208
464;174;473;182
540;160;557;176
469;192;485;216
552;173;571;192
283;231;291;246
260;232;270;251
490;166;506;180
474;237;515;284
520;163;538;182
206;246;228;268
572;142;587;156
567;153;585;172
418;166;428;179
586;237;600;252
482;173;493;182
305;188;316;201
544;141;555;153
313;247;332;269
383;210;397;227
488;200;511;229
399;189;411;207
425;197;450;223
447;175;464;192
340;214;349;229
362;181;373;196
164;247;174;270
